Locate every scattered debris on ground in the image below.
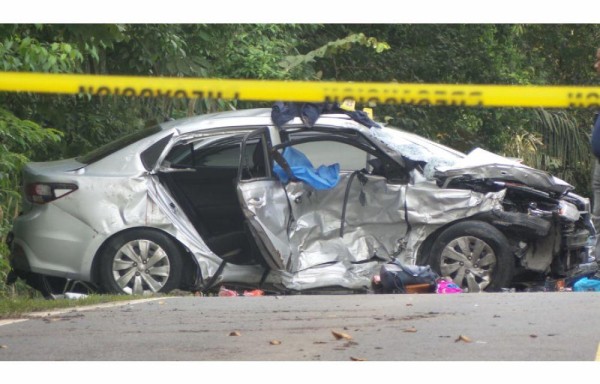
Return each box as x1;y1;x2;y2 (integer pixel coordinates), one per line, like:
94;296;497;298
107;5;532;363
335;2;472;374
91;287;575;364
455;335;472;343
332;330;352;340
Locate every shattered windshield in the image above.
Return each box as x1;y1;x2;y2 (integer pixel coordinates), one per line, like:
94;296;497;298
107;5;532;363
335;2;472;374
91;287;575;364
369;127;465;179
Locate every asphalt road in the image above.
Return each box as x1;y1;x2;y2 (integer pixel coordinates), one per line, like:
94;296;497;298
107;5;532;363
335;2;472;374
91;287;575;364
2;291;600;363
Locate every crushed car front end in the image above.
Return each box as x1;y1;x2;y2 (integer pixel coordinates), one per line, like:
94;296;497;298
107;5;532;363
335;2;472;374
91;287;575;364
367;126;597;289
433;148;596;282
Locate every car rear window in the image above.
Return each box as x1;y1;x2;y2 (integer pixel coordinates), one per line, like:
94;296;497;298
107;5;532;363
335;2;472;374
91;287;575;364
76;126;163;165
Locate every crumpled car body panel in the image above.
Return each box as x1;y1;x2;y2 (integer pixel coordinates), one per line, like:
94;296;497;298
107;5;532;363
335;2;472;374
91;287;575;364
8;108;596;294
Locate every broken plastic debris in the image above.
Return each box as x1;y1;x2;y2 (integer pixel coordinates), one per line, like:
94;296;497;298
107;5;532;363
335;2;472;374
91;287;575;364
332;330;352;340
243;289;265;297
269;340;282;345
455;335;472;343
219;287;238;297
436;279;462;294
229;331;241;337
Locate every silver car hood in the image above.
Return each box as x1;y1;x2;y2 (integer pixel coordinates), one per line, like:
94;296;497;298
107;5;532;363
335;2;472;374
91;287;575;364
434;148;573;195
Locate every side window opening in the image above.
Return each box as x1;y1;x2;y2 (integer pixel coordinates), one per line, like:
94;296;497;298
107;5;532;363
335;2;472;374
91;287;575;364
163;137;249;169
292;140;367;172
276;131;409;184
239;133;271;181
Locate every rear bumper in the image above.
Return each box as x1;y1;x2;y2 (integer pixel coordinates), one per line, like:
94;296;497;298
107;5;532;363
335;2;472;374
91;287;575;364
9;204;103;281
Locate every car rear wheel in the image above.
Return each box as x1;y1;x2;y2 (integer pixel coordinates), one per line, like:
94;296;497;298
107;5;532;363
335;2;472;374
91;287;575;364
428;221;514;292
98;229;183;295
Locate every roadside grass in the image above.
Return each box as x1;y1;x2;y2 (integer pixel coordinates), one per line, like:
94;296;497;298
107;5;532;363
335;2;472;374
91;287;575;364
0;294;148;320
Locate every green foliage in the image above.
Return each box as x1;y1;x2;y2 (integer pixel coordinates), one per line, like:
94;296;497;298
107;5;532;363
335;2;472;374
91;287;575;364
0;107;63;298
0;107;62;226
0;294;145;318
280;33;390;77
2;24;600;297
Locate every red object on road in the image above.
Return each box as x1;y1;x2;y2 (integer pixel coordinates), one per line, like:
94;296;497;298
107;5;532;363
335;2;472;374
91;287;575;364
218;286;238;297
243;289;265;297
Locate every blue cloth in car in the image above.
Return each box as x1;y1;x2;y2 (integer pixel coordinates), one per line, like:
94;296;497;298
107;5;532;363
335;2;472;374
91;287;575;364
273;147;340;190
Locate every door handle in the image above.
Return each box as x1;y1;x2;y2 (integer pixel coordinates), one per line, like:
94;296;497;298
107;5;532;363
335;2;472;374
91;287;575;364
248;197;264;206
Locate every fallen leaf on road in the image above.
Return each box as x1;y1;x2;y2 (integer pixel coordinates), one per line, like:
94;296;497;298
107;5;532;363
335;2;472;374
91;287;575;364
403;327;418;333
529;334;538;338
313;341;327;344
455;335;472;343
406;303;413;307
229;331;241;337
270;340;281;345
332;330;352;340
350;356;367;361
43;318;60;323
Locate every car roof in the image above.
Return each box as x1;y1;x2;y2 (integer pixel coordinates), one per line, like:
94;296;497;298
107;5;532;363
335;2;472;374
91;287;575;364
158;107;361;135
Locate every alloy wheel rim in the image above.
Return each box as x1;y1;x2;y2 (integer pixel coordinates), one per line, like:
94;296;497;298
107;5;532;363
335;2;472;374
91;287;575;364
440;236;496;292
112;239;170;295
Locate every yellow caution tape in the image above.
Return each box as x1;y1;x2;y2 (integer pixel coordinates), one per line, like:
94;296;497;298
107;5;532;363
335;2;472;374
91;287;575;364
2;71;600;108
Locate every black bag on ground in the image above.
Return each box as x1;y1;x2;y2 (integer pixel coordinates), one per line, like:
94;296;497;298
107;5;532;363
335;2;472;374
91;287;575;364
379;259;439;293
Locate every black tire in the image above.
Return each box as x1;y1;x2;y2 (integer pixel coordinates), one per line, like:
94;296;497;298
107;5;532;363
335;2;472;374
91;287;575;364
98;229;183;295
427;220;514;292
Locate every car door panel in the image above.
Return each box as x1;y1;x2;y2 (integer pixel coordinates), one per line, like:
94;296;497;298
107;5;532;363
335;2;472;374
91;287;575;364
237;179;292;270
237;127;410;276
285;172;407;272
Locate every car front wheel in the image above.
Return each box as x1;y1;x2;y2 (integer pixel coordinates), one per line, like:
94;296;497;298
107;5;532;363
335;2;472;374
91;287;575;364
98;229;183;295
428;220;514;292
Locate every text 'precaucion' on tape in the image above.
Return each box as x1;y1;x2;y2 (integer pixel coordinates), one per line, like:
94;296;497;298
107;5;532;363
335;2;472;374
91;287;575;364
2;71;600;108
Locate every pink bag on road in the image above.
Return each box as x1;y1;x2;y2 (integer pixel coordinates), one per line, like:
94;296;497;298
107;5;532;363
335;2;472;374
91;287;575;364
436;279;462;294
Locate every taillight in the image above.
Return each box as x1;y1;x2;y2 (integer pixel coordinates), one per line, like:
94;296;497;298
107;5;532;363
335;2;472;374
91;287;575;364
25;183;78;204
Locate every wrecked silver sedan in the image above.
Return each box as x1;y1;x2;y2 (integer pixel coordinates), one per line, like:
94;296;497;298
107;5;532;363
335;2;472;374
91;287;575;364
6;107;597;296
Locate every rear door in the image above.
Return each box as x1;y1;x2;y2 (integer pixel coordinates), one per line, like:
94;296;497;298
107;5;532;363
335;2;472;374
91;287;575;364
236;128;293;271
